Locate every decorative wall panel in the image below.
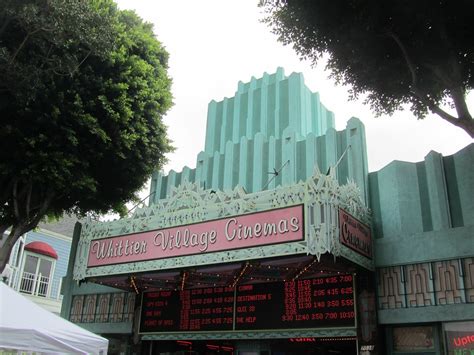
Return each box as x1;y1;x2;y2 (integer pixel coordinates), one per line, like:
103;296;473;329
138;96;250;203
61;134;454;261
463;257;474;303
95;293;111;323
69;292;134;324
82;294;97;323
433;260;465;305
405;263;435;307
70;295;84;323
377;258;473;310
377;266;406;309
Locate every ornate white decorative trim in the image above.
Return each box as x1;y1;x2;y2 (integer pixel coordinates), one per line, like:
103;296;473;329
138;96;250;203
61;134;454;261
73;172;372;281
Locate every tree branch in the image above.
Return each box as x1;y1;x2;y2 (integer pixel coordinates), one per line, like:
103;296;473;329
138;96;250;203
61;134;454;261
9;28;42;64
386;31;418;88
73;50;92;75
388;30;474;137
12;179;20;219
22;189;55;232
412;89;474;138
26;178;32;220
0;16;12;38
0;230;19;272
450;86;472;122
0;225;9;240
0;178;13;206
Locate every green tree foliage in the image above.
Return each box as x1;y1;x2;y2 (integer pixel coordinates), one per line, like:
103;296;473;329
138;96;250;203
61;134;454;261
0;0;173;271
261;0;474;137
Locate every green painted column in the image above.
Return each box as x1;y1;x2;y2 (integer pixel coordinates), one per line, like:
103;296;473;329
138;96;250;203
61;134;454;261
205;100;218;154
252;132;267;192
223;140;237;191
305;132;317;176
267;136;279;190
238;136;249;192
282;127;296;186
60;222;82;320
452;144;474;225
196;151;208;189
424;151;451;230
345;117;369;204
211;151;223;191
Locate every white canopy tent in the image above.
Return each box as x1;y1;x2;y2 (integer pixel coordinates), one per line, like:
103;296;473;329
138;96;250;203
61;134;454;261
0;282;108;354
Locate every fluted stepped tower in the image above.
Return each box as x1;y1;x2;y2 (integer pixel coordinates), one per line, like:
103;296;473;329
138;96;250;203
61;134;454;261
150;68;369;204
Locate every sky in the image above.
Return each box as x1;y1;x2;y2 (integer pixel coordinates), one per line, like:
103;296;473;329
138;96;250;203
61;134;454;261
116;0;472;176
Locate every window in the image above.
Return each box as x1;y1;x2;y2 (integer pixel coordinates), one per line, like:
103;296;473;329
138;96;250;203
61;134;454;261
19;252;55;297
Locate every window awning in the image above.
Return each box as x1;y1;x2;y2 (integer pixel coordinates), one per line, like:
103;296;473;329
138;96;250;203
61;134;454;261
25;241;58;259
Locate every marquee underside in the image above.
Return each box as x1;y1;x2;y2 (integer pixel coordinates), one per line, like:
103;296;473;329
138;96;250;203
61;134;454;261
86;253;359;293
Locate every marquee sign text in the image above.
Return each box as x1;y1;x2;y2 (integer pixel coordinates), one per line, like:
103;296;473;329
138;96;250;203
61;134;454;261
339;209;372;259
87;205;304;267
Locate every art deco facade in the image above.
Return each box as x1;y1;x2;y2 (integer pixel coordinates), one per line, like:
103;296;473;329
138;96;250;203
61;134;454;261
61;69;473;355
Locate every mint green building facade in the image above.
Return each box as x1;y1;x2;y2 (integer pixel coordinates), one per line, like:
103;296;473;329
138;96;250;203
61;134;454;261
370;144;474;355
151;67;368;202
61;68;473;355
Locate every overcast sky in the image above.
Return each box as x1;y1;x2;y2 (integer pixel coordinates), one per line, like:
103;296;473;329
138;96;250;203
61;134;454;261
116;0;472;175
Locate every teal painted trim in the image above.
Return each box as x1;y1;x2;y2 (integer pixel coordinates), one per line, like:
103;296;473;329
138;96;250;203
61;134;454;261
159;174;168;200
454;144;474;225
70;282;125;295
238;136;249;191
252;132;267;192
324;128;337;174
345;117;369;204
374;225;474;266
267;136;278;190
296;140;306;182
282;128;296;187
79;322;132;335
369;172;383;239
60;222;82;320
378;303;474;324
336;129;349;183
425;151;451;230
149;171;159;205
416;162;433;232
142;327;357;340
205;100;218;154
446;157;463;226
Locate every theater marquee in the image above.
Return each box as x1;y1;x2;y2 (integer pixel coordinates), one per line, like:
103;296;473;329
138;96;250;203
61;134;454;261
87;205;304;267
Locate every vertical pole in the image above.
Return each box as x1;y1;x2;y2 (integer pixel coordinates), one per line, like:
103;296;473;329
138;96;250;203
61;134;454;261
15;236;26;291
60;222;82;320
35;272;42;296
57;278;63;300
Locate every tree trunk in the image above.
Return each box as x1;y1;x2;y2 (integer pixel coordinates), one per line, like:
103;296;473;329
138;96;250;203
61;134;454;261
0;226;21;274
427;97;474;138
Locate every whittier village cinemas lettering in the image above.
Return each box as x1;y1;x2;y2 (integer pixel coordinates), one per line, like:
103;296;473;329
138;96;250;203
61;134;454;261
87;205;304;267
339;208;372;258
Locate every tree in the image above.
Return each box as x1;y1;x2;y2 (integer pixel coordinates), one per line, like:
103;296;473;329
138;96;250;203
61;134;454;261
0;0;173;271
261;0;474;137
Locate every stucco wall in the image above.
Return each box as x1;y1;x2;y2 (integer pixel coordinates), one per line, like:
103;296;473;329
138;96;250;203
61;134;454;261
370;143;474;266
